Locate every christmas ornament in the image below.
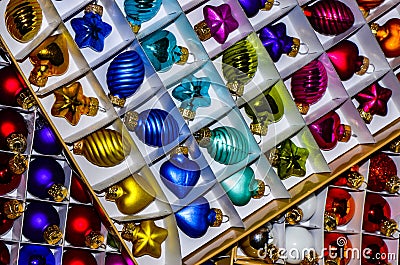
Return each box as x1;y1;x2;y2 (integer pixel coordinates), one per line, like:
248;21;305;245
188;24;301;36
327;40;369;81
0;65;35;109
333;166;364;189
51;82;99;126
290;59;328;114
160;146;201;199
238;0;275;18
124;0;162;33
303;0;355;36
62;249;97;265
194;126;249;165
27;157;67;202
33;118;62;155
388;135;400;153
259;22;300;62
221;39;258;97
71;4;112;52
368;152;400;193
0;152;25;195
172;76;211;120
175;197;223;238
105;253;132;265
124;108;179;147
121;220;168;258
0;198;23;236
0;108;28;153
363;193;397;236
73;128;131;167
357;0;385;17
220;166;266;206
244;84;284;136
194;4;239;44
285;193;317;224
22;201;62;244
324;188;355;231
5;0;43;42
354;82;392;123
309;111;351;151
285;226;317;265
106;233;121;250
371;18;400;58
362;235;389;265
324;233;352;265
66;205;104;249
70;173;92;203
269;139;309;180
106;50;145;107
0;241;9;265
18;245;55;265
29;34;69;87
141;30;188;72
105;174;155;215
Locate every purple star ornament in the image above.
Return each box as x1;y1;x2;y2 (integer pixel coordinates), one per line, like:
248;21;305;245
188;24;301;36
194;4;239;44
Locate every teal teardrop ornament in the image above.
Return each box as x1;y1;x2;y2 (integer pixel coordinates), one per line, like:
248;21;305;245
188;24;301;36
124;0;162;33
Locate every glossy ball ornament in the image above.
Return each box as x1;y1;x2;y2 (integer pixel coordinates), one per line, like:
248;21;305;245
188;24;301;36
5;0;43;43
333;166;365;189
62;249;97;265
324;188;355;231
0;152;24;195
106;50;145;107
105;253;131;265
105;174;155;215
0;198;23;236
362;235;389;265
73;128;131;167
368;152;400;193
309;111;351;151
303;0;355;36
290;59;328;114
0;108;28;153
240;223;278;261
194;126;249;165
27;157;67;202
222;39;258;97
363;193;397;236
357;0;385;17
285;226;316;264
0;241;10;265
66;205;104;249
124;0;162;33
18;245;55;265
70;173;92;203
33;118;62;155
160;146;201;199
238;0;274;17
175;197;223;238
124;108;179;147
285;193;317;224
327;40;369;81
324;232;352;265
371;18;400;58
22;201;62;244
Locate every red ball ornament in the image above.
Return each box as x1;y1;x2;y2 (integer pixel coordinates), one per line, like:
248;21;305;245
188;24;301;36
368;152;399;193
0;198;23;236
362;235;389;265
0;241;10;265
363;193;397;236
62;249;97;265
324;232;352;265
0;108;28;153
324;188;355;231
70;173;92;204
0;152;24;195
333;165;364;189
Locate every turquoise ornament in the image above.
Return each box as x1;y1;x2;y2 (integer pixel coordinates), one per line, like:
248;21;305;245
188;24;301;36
220;167;265;206
172;76;211;120
194;126;249;165
106;50;145;107
124;0;162;33
140;30;189;72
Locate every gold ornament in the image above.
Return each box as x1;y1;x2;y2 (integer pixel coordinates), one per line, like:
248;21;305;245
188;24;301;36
5;0;43;43
73;128;131;167
105;174;155;215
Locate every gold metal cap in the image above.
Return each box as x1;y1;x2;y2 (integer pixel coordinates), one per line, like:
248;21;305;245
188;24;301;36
359;7;369;18
124;111;139;131
250;122;268;136
129;23;141;34
43;224;63;245
194;20;211;41
7;133;27;153
389;138;400;153
385;175;400;194
105;185;124;201
227;80;244;97
371;23;380;35
338;125;351;142
3;199;23;219
267;147;280;167
358;108;373;124
179;107;196;120
85;230;104;249
324;211;338;231
170;146;189;156
9;153;28;174
211;208;223;227
85;4;103;16
267;243;280;261
325;257;340;265
73;139;84;155
355;56;369;76
346;171;364;189
296;102;310;115
300;250;319;265
17;91;36;109
285;207;304;225
288;37;300;57
263;0;275;11
121;222;137;242
177;46;189;65
252;180;265;199
380;219;398;237
194;127;212;147
87;97;99;116
48;183;68;202
108;94;126;108
29;72;48;87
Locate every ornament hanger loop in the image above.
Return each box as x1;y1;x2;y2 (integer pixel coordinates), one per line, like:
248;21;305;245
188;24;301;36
98;106;107;112
186;53;196;64
264;185;271;197
274;1;280;6
366;63;375;74
257;135;262;145
222;215;230;224
99;243;106;249
299;43;309;55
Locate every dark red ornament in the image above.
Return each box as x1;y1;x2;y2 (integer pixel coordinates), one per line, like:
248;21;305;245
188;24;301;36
0;152;23;195
324;188;355;231
62;249;97;265
0;198;23;236
0;241;10;265
324;232;352;265
0;108;28;153
368;153;400;193
70;173;92;204
362;235;389;265
363;193;397;236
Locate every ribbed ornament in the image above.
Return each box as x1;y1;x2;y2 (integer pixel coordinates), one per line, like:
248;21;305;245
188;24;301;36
124;0;162;33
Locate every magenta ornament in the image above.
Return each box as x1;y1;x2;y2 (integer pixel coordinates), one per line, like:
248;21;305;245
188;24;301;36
291;60;328;115
194;4;239;44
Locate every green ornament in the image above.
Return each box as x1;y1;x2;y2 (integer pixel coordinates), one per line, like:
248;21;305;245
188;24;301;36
107;232;121;249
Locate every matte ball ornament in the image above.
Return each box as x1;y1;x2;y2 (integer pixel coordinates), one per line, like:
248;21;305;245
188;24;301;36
324;188;355;231
356;0;385;17
0;241;10;265
259;22;300;62
124;108;179;147
285;193;317;224
194;4;239;44
66;205;104;249
354;82;392;124
160;146;201;199
5;0;43;43
285;226;317;265
106;50;145;107
220;166;266;206
303;0;355;36
363;193;397;236
18;245;55;265
27;157;67;202
238;0;275;17
333;166;365;189
70;173;92;203
0;152;24;195
0;198;23;236
105;174;155;215
62;249;97;265
371;18;400;58
361;235;389;265
141;30;189;72
22;201;62;244
222;39;258;97
324;233;352;265
308;111;351;151
29;34;69;87
327;40;369;81
0;108;28;153
33;118;62;155
194;126;249;165
73;128;131;167
175;197;223;238
124;0;162;33
368;152;400;193
290;59;328;115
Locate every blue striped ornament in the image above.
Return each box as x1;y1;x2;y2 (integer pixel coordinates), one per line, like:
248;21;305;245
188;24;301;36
124;0;162;33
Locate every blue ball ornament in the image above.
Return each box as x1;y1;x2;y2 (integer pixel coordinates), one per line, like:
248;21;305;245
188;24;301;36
33;119;62;155
18;245;55;265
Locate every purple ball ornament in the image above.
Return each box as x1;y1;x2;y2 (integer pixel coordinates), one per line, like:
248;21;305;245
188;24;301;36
33;118;62;155
105;253;135;265
238;0;275;18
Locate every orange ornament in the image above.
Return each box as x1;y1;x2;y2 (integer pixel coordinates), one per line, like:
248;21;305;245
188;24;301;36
372;18;400;58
